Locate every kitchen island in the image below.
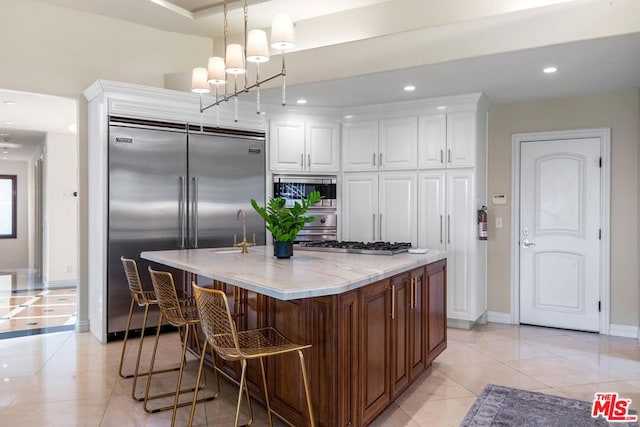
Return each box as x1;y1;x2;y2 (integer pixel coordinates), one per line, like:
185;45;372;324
141;246;447;426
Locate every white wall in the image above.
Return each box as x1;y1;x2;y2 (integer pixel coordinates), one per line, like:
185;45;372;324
43;133;78;285
0;160;29;268
487;90;640;327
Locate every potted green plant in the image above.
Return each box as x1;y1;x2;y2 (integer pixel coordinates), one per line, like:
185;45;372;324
251;190;321;258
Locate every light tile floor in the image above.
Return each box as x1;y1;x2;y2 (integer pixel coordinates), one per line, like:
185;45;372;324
1;323;639;426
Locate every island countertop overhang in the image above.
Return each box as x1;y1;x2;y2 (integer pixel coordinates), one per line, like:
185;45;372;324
141;246;446;300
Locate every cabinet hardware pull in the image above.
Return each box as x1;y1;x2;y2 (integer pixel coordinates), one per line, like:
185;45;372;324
300;153;303;166
192;177;199;248
308;154;311;167
391;284;396;319
372;214;376;240
440;149;444;164
448;149;452;164
379;214;382;239
439;214;443;244
447;214;451;244
372;153;376;166
413;277;417;308
379;152;383;166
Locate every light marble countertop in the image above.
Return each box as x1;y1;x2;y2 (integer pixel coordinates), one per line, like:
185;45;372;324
141;246;446;300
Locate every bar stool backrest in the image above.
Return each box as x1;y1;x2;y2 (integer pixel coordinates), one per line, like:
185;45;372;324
192;284;241;360
148;268;187;327
121;256;147;306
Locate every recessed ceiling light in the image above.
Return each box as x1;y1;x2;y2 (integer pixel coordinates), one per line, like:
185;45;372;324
2;150;8;154
3;101;16;106
296;99;307;105
404;85;416;92
1;157;6;160
543;66;558;74
344;115;354;119
3;121;13;125
68;123;77;133
436;106;447;110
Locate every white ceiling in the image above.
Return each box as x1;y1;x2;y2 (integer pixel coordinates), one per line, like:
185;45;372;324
1;0;639;163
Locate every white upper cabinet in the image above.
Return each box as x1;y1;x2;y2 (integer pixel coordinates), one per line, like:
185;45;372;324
418;111;476;169
306;121;340;172
378;117;418;170
446;111;476;168
270;119;339;173
418;114;446;169
342;121;379;171
343;117;417;172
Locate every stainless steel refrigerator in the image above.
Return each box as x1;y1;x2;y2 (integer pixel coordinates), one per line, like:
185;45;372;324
107;117;266;338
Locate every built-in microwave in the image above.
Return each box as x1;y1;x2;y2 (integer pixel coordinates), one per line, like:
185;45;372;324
272;176;337;208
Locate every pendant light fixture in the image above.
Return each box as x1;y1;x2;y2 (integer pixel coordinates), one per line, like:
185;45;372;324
191;0;295;121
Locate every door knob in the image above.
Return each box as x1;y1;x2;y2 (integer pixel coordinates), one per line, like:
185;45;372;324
521;239;537;249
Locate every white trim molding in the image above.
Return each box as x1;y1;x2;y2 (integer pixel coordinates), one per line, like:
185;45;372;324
609;324;639;339
510;128;611;335
487;311;512;324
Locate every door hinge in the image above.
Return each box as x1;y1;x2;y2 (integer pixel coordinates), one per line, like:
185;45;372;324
598;229;602;240
598;301;601;312
599;157;602;168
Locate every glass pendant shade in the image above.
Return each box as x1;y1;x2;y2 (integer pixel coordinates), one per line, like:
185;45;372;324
271;13;295;50
225;44;246;74
246;29;270;63
191;67;210;93
207;56;226;84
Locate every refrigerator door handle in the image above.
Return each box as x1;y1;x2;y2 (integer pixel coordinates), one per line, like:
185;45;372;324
179;176;186;249
192;176;199;248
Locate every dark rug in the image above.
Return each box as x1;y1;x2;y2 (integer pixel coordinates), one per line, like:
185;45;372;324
460;384;638;427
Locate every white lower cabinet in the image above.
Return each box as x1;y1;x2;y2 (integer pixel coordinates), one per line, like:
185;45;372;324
343;172;417;245
418;169;484;325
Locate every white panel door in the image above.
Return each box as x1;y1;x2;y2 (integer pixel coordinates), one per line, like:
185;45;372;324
378;117;417;170
520;138;601;331
342;121;378;172
269;121;304;172
379;173;417;245
306;121;339;172
446;111;475;168
418;171;445;250
342;174;379;242
418;114;446;169
446;170;474;319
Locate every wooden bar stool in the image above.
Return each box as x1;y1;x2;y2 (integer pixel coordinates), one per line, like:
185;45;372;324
190;283;316;427
118;257;180;401
147;268;220;426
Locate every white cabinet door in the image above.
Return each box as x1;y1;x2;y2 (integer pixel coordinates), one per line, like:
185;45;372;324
418;171;445;250
418;114;446;169
446;169;475;320
379;173;417;245
342;174;379;242
306;121;339;173
342;121;378;172
270;121;304;171
378;117;417;170
446;111;475;168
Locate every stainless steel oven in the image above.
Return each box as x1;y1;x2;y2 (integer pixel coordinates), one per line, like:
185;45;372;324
272;176;337;242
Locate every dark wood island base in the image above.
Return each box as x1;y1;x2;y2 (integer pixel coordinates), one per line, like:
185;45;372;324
192;259;447;427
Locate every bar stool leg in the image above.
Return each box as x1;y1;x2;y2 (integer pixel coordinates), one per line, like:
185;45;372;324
234;360;254;427
118;299;136;378
259;358;273;427
298;350;316;427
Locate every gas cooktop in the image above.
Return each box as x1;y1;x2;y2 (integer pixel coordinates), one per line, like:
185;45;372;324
296;241;412;255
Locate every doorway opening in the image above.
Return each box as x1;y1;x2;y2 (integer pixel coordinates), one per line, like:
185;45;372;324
0;89;79;339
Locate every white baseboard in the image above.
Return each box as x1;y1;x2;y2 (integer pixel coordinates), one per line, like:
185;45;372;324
75;319;90;333
487;311;512;324
609;324;639;339
44;279;78;289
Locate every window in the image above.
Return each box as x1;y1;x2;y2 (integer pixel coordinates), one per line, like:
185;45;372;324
0;175;17;238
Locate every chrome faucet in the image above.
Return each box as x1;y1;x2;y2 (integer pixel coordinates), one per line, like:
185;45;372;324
234;209;256;253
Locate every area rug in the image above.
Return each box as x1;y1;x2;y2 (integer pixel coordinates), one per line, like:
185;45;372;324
460;384;638;426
